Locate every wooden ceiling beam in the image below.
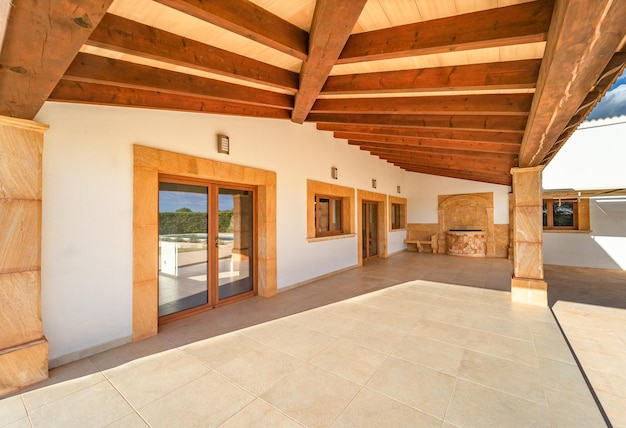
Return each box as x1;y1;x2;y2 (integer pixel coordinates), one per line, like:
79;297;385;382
306;113;529;131
154;0;308;60
316;123;523;144
542;52;626;165
519;0;626;167
348;141;516;161
0;0;114;119
395;164;512;186
340;133;520;155
291;0;367;123
337;0;553;64
64;53;293;109
49;80;291;119
311;94;533;116
322;59;541;95
87;14;298;92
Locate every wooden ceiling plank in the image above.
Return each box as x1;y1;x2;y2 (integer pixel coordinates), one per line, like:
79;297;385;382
338;0;553;64
49;80;292;119
306;113;529;131
519;0;626;167
87;14;299;92
317;123;523;144
311;94;533;116
322;59;541;94
0;0;114;119
64;53;293;109
292;0;367;124
341;133;520;154
391;161;512;179
154;0;308;59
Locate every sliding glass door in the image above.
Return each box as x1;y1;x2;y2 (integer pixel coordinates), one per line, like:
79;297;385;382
158;178;255;321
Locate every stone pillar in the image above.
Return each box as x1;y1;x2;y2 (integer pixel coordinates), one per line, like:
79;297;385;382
0;116;49;396
510;166;547;306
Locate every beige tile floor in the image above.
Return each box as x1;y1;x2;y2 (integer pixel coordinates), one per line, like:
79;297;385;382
0;253;618;427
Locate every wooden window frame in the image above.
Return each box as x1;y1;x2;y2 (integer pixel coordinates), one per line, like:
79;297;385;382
543;199;578;230
388;196;407;231
315;194;343;237
307;180;355;240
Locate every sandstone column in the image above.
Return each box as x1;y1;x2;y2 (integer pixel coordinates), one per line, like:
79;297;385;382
510;166;547;305
0;116;49;396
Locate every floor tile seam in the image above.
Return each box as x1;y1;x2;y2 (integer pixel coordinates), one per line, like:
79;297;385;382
19;395;33;428
99;368;164;424
459;347;540;369
20;376;111;415
467;325;536;344
221;397;305;428
234;329;340;365
325;384;364;428
388;352;462;378
214;359;304;399
360;384;446;423
440;375;460;424
457;376;551;410
586;379;626;399
454;370;548;406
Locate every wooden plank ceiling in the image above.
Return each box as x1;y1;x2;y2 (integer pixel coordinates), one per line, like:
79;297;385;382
1;0;625;186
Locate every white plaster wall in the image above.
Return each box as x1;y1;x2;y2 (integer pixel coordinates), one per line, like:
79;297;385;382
405;172;511;224
543;199;626;270
543;116;626;270
36;102;409;360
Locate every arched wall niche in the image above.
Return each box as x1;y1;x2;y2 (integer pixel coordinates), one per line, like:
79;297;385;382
437;193;496;257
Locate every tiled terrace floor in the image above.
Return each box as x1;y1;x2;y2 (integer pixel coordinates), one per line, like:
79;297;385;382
1;253;622;427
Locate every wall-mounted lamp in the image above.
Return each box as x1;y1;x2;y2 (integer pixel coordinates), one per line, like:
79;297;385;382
397;185;401;194
217;134;230;154
331;166;338;180
372;179;377;189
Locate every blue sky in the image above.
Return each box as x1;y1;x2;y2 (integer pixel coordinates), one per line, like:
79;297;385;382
159;192;234;212
586;70;626;120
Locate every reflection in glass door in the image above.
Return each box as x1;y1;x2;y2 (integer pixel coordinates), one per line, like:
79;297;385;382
158;179;255;321
217;188;254;300
362;202;378;260
158;182;209;317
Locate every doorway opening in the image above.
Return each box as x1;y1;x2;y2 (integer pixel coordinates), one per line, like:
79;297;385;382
362;201;379;261
158;175;256;323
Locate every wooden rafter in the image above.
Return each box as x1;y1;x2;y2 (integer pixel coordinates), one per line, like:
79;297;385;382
316;123;523;144
340;133;520;155
49;80;291;119
87;14;298;92
63;53;294;109
291;0;367;123
348;141;517;161
367;152;514;175
519;0;626;167
154;0;308;60
311;94;533;116
396;165;512;185
307;113;529;131
338;0;553;64
322;60;541;94
0;0;114;119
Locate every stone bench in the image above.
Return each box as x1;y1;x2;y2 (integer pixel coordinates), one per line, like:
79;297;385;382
404;233;438;253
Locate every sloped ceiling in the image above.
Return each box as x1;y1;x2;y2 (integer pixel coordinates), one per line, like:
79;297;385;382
1;0;625;186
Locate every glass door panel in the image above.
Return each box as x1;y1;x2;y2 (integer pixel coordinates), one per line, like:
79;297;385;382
368;203;378;257
217;187;254;300
362;202;378;260
158;182;209;317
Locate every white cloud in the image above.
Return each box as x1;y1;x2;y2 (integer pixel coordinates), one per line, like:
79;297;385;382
587;83;626;120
